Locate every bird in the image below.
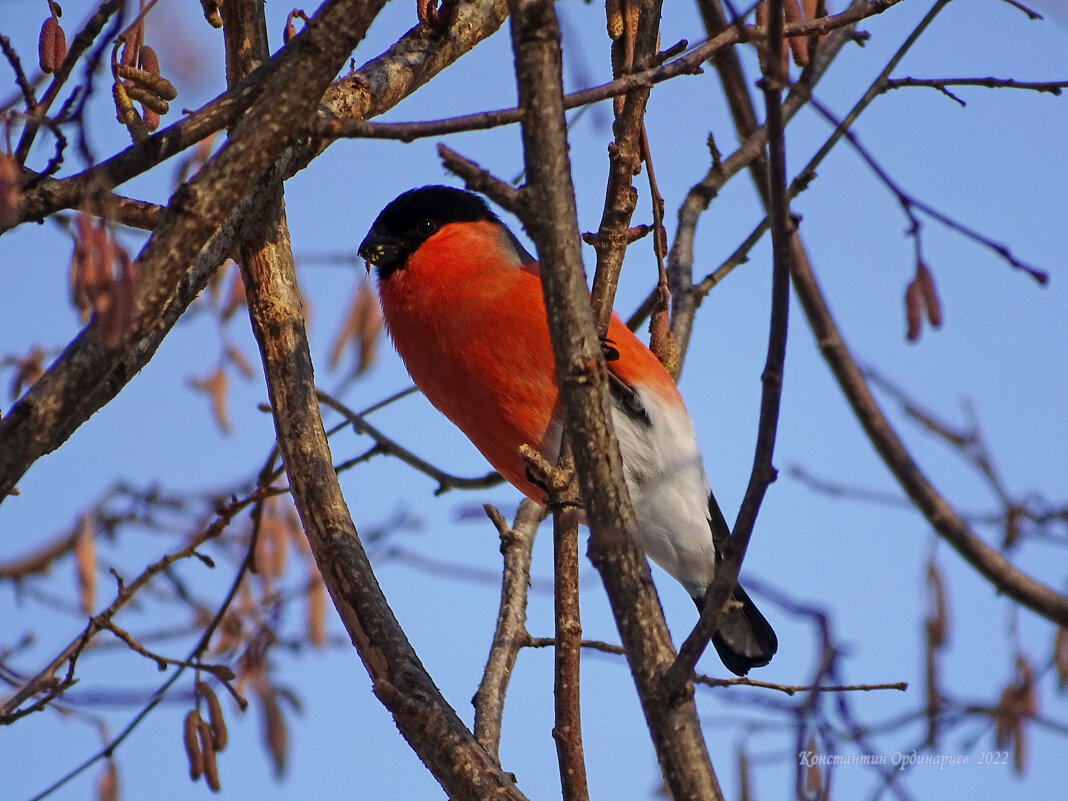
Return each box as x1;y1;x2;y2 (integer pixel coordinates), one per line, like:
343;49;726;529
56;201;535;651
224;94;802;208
358;185;776;675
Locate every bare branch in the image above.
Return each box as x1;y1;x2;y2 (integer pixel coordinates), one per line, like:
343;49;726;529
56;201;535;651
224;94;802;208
552;503;588;801
667;0;794;686
1;492;253;723
694;675;908;695
882;75;1067;99
228;7;529;794
507;1;724;798
670;0;875;366
473;501;544;756
807;96;1049;284
587;0;663;333
317;389;504;495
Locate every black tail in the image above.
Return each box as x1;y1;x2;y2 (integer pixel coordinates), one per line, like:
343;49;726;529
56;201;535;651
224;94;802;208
695;583;777;676
699;491;778;675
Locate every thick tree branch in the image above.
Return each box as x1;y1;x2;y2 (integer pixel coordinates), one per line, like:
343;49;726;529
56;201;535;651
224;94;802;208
237;151;528;801
2;0;383;499
13;0;512;231
218;4;528;794
506;1;723;798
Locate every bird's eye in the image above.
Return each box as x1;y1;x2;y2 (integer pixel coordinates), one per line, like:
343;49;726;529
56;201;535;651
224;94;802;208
417;218;438;236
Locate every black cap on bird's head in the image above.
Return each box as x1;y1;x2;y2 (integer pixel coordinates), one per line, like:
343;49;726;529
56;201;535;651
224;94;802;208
358;185;505;278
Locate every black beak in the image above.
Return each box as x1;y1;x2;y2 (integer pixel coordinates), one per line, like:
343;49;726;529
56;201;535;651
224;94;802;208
358;229;408;278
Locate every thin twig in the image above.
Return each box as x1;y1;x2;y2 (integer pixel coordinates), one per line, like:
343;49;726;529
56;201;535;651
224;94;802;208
99;619;234;680
882;76;1067;100
694;675;908;695
0;35;37;110
22;486;265;801
317;1;904;146
807;96;1049;284
14;0;125;164
587;0;663;335
669;0;874;368
316;389;503;495
667;0;794;689
0;493;254;723
525;636;907;695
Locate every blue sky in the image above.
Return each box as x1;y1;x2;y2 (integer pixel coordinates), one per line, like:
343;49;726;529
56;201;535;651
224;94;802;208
1;1;1066;799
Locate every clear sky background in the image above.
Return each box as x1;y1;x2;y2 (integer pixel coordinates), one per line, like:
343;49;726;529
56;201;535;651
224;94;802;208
1;1;1066;799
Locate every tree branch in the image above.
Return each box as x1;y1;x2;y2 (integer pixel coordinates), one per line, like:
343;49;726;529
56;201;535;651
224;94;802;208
552;504;589;801
587;0;664;332
506;1;723;797
686;0;1068;626
472;501;544;757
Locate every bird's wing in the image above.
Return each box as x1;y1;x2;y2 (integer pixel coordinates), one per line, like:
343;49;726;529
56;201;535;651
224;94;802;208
602;337;652;426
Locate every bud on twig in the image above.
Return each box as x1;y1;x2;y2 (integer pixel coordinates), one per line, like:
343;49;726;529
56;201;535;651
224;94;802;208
804;735;820;795
416;0;458;32
74;515;97;614
925;559;949;648
915;260;942;328
95;760;119;801
1054;627;1068;690
784;0;809;67
139;45;160;76
284;10;309;44
0;152;21;229
904;259;944;342
38;15;67;73
112;82;149;140
606;0;623;40
122;82;169;115
258;684;289;778
307;568;326;647
200;0;223;28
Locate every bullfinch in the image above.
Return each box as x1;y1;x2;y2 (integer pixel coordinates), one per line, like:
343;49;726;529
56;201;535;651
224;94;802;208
358;185;776;675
